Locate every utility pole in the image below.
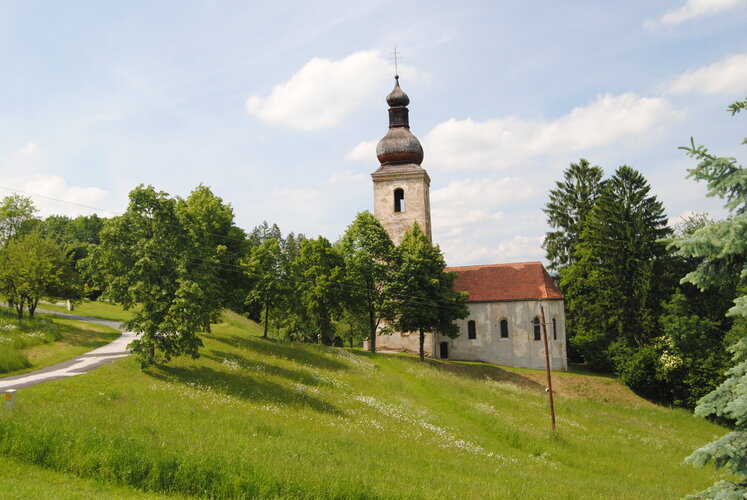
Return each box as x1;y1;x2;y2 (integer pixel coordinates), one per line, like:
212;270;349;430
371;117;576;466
540;304;556;432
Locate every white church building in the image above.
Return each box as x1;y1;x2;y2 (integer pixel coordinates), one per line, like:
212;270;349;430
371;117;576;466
367;76;568;371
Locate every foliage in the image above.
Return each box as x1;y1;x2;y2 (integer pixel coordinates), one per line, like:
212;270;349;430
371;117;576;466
179;184;249;330
294;236;345;345
0;232;81;318
0;310;727;499
0;194;38;245
244;237;285;338
563;165;671;370
386;224;468;361
89;185;205;366
543;158;605;271
338;211;395;353
666;98;747;498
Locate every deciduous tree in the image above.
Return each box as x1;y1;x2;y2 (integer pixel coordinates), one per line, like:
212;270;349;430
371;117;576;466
386;224;468;361
0;232;80;318
90;185;204;367
294;236;345;345
339;211;394;353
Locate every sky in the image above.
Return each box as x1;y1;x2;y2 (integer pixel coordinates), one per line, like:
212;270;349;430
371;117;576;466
1;0;746;266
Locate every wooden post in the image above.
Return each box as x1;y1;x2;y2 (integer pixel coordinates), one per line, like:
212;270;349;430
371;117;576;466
540;304;556;432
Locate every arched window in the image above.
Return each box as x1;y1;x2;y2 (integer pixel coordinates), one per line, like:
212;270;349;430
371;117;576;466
394;188;405;212
467;320;476;340
500;318;509;338
552;317;557;340
533;316;541;341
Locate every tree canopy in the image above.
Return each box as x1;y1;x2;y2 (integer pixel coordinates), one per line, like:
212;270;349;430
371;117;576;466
385;224;468;361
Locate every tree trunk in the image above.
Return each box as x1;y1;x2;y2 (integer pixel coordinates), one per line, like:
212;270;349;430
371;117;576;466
15;301;23;319
67;299;74;311
368;307;376;353
263;301;269;338
204;320;211;333
349;324;353;348
419;328;425;362
28;298;37;319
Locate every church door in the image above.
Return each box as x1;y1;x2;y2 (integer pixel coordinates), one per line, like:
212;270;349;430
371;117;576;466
439;342;449;359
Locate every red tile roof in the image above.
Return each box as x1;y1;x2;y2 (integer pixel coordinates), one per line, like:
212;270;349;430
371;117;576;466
445;262;563;302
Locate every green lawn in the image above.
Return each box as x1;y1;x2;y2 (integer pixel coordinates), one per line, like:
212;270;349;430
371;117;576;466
0;308;120;376
0;310;729;499
0;455;183;499
41;300;135;322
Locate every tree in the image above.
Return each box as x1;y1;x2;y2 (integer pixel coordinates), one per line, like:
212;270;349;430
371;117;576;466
339;211;395;353
667;99;747;498
179;184;249;331
244;237;284;338
89;185;204;367
386;224;469;361
563;165;671;370
294;236;345;345
0;232;80;318
0;194;38;246
543;159;605;271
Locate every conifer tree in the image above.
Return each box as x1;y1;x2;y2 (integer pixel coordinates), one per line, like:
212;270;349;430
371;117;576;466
667;99;747;498
543;159;605;271
564;165;670;370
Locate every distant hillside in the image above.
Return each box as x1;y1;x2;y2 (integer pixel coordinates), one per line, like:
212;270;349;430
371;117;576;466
0;310;727;499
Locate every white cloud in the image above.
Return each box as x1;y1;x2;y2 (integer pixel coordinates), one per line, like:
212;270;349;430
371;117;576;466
345;140;377;163
430;177;546;266
645;0;745;27
0;174;110;217
665;53;747;95
422;93;678;171
325;170;367;185
246;50;418;131
441;235;545;267
16;142;38;155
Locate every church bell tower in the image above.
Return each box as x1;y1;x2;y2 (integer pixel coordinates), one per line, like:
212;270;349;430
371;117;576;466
372;76;432;246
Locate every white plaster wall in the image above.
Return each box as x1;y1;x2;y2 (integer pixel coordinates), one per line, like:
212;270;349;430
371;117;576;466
436;300;568;371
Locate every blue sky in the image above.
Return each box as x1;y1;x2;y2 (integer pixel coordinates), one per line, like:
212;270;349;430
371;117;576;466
2;0;746;265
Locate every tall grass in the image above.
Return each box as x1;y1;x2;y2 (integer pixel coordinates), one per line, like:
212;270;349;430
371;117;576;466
0;311;729;499
0;308;60;373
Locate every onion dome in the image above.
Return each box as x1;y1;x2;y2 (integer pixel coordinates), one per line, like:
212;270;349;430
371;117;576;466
386;77;410;107
376;77;424;165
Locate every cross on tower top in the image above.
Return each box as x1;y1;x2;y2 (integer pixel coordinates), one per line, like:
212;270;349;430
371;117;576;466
390;47;402;78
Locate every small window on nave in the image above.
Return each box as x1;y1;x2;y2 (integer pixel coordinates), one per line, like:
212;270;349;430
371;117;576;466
552;317;557;340
500;318;509;338
467;320;476;340
533;316;541;341
394;188;405;212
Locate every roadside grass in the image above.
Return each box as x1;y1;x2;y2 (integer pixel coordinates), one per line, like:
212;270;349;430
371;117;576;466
41;300;135;323
0;309;730;499
0;307;119;376
0;455;184;499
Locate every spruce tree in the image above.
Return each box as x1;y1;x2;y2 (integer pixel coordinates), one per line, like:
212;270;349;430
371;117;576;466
564;165;670;370
543;159;605;271
667;99;747;498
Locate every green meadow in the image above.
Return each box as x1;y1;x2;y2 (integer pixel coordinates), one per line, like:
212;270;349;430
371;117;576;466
0;307;119;375
0;309;730;498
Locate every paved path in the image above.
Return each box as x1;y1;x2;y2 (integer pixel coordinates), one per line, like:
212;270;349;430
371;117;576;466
0;310;137;391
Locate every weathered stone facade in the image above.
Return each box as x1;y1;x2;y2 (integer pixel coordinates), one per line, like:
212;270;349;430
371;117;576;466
371;164;431;246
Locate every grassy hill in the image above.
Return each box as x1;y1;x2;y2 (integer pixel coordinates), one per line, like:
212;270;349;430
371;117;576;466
0;310;728;498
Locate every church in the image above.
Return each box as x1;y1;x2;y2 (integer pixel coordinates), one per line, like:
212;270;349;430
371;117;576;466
365;76;568;372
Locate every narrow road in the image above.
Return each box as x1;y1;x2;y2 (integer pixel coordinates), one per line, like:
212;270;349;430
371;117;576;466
0;310;137;391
